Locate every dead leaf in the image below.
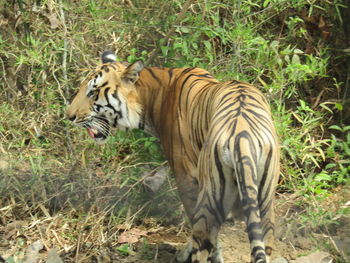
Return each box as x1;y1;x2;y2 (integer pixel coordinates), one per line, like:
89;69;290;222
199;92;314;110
3;220;27;239
292;251;332;263
318;16;330;40
23;240;44;263
343;200;350;207
97;251;111;263
43;13;60;29
118;228;147;244
4;220;27;231
318;16;326;28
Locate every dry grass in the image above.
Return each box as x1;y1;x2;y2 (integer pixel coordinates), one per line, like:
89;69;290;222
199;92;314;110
0;153;183;262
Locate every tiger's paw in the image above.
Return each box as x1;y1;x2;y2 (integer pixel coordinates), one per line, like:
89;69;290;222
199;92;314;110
176;241;192;263
176;240;224;263
211;242;224;263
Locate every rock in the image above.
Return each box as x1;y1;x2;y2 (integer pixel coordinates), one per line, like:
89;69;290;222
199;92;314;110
332;236;350;257
272;257;288;263
46;249;63;263
143;165;169;193
23;240;44;263
291;251;332;263
293;236;313;249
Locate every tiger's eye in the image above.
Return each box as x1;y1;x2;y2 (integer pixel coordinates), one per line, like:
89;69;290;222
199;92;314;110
87;90;95;97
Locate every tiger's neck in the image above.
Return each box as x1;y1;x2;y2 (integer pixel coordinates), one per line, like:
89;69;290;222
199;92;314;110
135;66;220;149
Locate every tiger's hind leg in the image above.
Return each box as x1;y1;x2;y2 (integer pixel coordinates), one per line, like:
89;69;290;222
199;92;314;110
259;157;279;263
260;200;275;263
242;195;267;263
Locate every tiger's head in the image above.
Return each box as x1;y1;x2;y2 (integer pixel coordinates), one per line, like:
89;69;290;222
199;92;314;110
66;51;144;143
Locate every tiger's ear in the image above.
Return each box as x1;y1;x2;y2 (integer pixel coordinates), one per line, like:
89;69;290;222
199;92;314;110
101;51;117;63
122;60;144;83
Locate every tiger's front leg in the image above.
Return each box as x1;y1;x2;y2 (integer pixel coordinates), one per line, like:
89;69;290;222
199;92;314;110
173;167;200;263
190;222;224;263
173;175;223;262
173;147;224;263
176;239;223;263
177;177;226;262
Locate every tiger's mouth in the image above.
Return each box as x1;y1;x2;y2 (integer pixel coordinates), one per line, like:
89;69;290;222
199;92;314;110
86;127;107;140
84;117;111;142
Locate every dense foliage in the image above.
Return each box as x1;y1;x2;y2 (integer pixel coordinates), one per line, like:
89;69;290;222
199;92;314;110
1;0;349;192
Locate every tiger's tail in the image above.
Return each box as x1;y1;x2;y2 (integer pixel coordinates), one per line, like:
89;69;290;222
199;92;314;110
232;131;268;263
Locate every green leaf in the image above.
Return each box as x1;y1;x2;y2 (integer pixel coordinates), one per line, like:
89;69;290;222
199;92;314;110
329;125;342;131
319;103;333;114
263;0;271;8
343;126;350;132
292;54;300;64
315;173;332;181
343;143;350;156
204;41;212;50
270;40;279;52
116;244;132;256
5;257;15;263
180;26;190;33
335;103;343;111
284;54;290;63
160;46;168;56
294;48;304;54
325;163;336;169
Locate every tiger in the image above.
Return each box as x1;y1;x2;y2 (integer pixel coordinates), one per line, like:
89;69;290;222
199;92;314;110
66;51;280;263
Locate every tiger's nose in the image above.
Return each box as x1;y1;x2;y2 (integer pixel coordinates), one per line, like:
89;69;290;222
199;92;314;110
68;115;76;122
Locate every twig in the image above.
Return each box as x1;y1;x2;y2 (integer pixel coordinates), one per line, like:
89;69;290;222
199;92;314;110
124;0;135;9
59;0;68;87
311;89;325;109
57;0;77;159
53;71;67;105
146;0;194;65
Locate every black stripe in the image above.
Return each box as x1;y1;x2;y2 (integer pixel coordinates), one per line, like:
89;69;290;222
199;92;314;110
247;222;262;233
104;88;110;100
94;103;103;112
167;68;174;83
258;148;273;206
248;230;263;243
100;81;109;88
251;246;265;255
101;65;110;72
195;73;214;78
214;145;226;221
145;68;162;84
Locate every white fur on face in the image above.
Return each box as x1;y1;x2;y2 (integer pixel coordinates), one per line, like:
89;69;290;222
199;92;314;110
92;89;141;131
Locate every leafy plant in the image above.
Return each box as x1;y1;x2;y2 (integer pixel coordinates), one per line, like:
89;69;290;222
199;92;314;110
116;243;133;257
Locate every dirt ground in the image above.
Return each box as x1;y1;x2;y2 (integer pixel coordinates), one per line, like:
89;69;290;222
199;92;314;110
110;220;316;263
98;193;349;263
